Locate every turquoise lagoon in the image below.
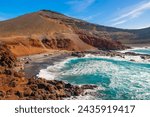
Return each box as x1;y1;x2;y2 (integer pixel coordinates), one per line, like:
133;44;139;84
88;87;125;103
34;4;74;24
59;57;150;100
39;49;150;100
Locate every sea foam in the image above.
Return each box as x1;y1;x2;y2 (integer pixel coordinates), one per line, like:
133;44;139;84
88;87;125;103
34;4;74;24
38;53;150;99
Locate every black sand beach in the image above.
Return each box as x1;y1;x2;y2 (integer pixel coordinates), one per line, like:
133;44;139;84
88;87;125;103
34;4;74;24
22;52;72;78
21;49;150;78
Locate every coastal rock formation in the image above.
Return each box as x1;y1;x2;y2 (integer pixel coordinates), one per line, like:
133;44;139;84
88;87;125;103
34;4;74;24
0;42;16;68
71;52;85;57
0;76;84;100
41;37;72;49
0;42;17;76
0;75;98;100
0;43;97;100
75;30;127;50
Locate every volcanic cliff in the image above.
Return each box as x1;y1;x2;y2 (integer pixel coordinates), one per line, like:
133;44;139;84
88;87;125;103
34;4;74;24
0;10;149;56
0;10;129;56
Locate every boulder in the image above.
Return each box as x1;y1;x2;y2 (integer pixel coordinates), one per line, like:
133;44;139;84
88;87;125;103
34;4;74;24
24;88;32;96
15;91;24;98
81;85;98;89
71;52;85;57
0;91;5;98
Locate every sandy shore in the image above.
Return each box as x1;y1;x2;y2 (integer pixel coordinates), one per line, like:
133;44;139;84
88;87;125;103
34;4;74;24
19;51;72;78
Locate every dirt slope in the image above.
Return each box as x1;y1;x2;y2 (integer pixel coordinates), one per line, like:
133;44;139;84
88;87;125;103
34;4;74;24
0;10;131;56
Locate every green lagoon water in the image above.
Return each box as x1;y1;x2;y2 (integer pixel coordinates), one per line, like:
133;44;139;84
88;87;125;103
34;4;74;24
58;57;150;100
39;49;150;100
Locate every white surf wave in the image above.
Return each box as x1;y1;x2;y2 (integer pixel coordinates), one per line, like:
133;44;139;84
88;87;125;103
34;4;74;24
60;55;150;99
37;53;150;99
37;57;76;80
85;54;150;63
119;47;150;54
65;86;103;100
38;53;150;80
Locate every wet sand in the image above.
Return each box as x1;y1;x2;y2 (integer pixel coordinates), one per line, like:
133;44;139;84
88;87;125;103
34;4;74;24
20;52;72;78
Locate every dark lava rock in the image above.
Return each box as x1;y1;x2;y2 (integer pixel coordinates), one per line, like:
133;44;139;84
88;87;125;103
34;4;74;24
0;91;5;98
125;52;138;55
24;88;32;96
15;91;24;98
9;81;17;87
0;42;16;68
65;83;73;88
71;52;85;57
81;85;98;90
37;83;48;90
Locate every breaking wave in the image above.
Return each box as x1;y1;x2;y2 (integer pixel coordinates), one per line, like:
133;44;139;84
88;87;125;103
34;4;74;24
38;54;150;100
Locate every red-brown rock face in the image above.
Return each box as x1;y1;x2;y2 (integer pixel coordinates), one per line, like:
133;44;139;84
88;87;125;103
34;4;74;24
0;42;16;68
0;42;17;76
75;30;127;50
41;38;71;49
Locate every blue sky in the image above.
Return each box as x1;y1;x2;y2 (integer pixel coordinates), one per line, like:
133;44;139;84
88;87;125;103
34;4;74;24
0;0;150;29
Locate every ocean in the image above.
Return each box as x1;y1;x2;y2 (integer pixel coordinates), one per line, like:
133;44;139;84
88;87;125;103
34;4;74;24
130;48;150;55
38;49;150;100
121;47;150;55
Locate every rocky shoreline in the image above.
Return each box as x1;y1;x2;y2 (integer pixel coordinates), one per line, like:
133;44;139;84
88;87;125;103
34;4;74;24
0;76;98;100
1;42;150;100
23;50;150;79
0;43;99;100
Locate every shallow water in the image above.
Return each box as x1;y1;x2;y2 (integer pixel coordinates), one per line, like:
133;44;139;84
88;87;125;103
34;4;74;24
38;55;150;100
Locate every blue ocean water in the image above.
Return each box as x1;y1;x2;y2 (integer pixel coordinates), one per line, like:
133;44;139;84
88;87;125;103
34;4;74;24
130;48;150;55
57;57;150;100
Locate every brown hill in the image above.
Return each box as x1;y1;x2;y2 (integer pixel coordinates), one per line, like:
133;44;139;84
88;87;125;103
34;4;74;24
37;10;150;46
0;10;128;56
0;11;95;56
3;9;149;56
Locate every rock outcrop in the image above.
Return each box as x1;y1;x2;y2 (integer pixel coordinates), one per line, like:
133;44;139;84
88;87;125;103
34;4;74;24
75;30;127;50
41;37;71;49
0;43;97;100
0;42;17;76
0;42;16;68
0;76;85;100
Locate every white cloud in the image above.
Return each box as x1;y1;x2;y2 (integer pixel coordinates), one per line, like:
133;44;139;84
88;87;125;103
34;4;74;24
67;0;96;12
82;13;101;21
111;1;150;26
112;20;127;26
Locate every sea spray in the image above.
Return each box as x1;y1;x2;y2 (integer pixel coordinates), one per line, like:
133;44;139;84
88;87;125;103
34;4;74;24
38;54;150;100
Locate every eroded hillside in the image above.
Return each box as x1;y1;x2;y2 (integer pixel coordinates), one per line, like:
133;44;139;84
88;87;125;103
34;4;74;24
0;10;130;56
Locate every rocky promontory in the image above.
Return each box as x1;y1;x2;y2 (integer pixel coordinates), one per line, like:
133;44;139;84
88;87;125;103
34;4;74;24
0;43;97;100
